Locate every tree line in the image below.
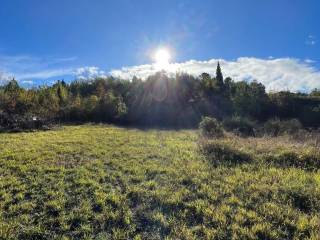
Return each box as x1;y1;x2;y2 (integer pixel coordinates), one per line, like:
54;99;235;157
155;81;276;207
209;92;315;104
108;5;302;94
0;63;320;130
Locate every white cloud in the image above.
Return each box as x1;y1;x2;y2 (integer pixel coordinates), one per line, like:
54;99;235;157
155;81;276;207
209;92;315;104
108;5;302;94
75;66;107;80
21;80;34;85
1;53;320;92
14;68;75;80
0;71;12;85
110;57;320;92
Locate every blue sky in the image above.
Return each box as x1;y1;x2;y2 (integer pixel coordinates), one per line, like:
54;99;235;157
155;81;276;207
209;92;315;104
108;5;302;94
0;0;319;91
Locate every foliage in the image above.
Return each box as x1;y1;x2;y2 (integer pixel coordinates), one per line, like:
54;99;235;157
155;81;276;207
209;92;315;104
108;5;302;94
269;92;320;127
230;80;270;120
0;63;319;130
222;116;256;137
0;112;49;132
215;61;224;91
263;118;302;136
199;116;223;138
311;88;320;97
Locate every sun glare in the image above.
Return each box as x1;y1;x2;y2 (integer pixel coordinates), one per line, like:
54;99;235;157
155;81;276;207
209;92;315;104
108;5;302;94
154;48;171;68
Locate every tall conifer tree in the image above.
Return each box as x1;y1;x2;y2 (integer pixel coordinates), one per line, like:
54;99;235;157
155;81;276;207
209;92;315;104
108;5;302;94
216;61;224;89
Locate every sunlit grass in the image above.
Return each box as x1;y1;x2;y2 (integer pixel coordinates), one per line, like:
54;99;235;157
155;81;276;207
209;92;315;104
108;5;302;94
0;124;319;239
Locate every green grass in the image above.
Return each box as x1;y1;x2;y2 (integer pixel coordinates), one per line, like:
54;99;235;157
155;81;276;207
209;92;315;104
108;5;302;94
0;124;319;239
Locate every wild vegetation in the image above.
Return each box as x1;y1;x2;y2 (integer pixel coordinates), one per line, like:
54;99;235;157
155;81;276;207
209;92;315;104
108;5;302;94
0;64;320;239
0;63;319;131
0;124;319;239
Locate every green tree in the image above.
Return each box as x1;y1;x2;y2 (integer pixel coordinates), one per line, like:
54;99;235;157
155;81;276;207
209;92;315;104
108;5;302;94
56;81;68;106
98;91;127;121
311;88;320;97
215;62;224;91
3;79;21;113
4;79;20;94
95;79;106;98
199;73;214;94
232;81;269;120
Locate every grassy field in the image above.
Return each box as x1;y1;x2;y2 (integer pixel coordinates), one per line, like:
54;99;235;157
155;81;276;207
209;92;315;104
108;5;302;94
0;124;319;239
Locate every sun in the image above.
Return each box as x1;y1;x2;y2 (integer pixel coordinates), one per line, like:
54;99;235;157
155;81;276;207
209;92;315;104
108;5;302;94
154;48;171;68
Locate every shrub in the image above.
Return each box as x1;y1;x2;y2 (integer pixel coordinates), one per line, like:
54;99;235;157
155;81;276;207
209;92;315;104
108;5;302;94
263;118;302;136
199;117;223;138
263;150;320;171
222;116;256;137
199;140;251;166
0;112;49;132
289;128;320;148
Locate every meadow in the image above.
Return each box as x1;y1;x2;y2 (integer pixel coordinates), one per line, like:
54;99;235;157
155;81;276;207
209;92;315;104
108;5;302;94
0;124;319;239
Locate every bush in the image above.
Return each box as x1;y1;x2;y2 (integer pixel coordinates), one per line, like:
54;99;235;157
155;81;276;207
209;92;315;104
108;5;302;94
199;117;223;138
289;128;320;148
263;150;320;171
199;140;251;166
222;116;256;137
0;112;50;132
263;118;302;136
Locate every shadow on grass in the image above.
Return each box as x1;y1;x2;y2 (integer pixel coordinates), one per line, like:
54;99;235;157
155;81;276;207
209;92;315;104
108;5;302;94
264;151;320;171
0;120;197;135
199;140;252;167
199;138;320;171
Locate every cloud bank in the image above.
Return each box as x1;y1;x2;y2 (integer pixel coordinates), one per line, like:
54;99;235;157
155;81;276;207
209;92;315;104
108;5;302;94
110;57;320;92
1;54;320;92
75;67;107;80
